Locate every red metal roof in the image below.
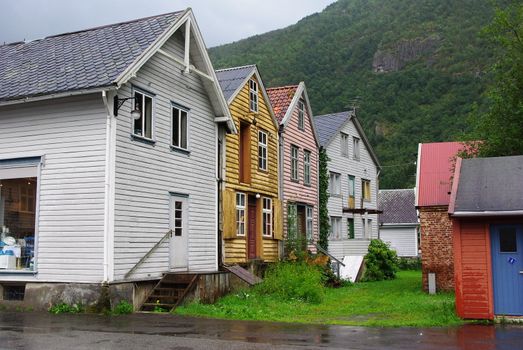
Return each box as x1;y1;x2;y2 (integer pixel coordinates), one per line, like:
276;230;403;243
266;85;299;123
417;141;465;207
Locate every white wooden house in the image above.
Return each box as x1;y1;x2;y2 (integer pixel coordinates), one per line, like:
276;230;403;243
0;9;234;309
378;189;419;257
313;111;381;260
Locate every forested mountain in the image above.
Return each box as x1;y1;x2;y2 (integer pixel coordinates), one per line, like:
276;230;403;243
209;0;497;188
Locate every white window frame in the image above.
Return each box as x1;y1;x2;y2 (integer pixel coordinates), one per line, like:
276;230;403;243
303;150;311;186
171;104;190;151
262;197;272;237
329;172;341;195
291;145;299;181
236;192;246;236
306;206;313;241
132;88;155;140
298;99;305;130
249;79;259;113
258;130;268;171
353;136;360;160
329;216;342;240
341;132;349;157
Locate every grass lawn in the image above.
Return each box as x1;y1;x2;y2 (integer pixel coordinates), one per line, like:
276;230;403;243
175;270;464;327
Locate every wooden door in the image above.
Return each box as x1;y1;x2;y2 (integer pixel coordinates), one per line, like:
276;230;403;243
169;195;188;271
491;224;523;315
248;201;257;259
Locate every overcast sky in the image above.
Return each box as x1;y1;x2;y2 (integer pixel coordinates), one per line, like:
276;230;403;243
0;0;335;47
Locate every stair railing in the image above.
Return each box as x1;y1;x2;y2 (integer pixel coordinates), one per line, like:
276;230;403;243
124;229;172;280
313;243;345;279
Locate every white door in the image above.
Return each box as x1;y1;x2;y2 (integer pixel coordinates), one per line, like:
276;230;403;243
169;195;188;271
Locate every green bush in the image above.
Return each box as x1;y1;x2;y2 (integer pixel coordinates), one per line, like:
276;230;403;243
362;239;399;281
49;303;83;314
113;300;134;315
398;257;421;270
255;262;324;304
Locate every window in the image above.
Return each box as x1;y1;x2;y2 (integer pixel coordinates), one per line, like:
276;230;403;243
133;90;154;139
239;123;251;183
353;137;360;160
236;193;246;236
500;227;517;252
291;146;299;181
347;218;355;239
348;175;355;208
287;203;298;239
258;130;268;171
249;79;258;112
306;206;313;241
340;133;349;157
303;150;311;185
262;198;272;237
362;218;372;239
329;172;341;195
329;216;342;240
173;200;184;237
172;105;189;150
19;182;35;213
362;179;371;202
298;99;305;130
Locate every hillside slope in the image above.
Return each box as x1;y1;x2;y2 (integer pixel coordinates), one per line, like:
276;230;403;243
209;0;495;188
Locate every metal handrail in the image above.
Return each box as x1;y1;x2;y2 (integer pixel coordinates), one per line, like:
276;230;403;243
124;229;172;279
313;243;345;267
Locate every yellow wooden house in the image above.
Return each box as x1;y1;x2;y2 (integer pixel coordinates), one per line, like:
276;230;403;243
216;65;282;265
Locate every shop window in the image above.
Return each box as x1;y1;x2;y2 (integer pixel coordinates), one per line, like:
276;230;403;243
0;177;37;271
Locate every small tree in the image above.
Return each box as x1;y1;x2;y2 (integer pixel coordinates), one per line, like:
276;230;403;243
318;148;330;250
362;239;399;282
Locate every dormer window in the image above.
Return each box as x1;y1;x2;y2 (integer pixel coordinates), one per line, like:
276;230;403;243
298;99;305;130
249;79;258;113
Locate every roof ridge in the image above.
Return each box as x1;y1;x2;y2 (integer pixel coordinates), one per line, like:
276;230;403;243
215;64;256;73
45;10;184;39
314;110;352;118
266;84;299;91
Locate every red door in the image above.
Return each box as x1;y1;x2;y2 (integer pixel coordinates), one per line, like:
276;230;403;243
248;201;257;259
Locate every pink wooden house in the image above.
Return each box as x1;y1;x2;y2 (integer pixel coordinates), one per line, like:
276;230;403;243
267;82;320;251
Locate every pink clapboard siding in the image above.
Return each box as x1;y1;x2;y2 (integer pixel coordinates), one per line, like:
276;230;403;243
280;89;319;246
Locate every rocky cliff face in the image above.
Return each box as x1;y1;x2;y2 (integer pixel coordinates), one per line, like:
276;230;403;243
373;36;440;73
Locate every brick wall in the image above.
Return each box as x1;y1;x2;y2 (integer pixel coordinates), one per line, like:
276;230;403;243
419;206;455;292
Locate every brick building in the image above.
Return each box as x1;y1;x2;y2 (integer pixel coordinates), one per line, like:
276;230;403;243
415;142;465;292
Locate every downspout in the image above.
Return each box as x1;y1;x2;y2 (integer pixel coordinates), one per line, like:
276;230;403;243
376;169;381;240
101;90;112;283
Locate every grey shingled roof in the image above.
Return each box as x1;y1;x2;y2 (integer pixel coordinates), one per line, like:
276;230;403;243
454;155;523;213
313;111;352;147
215;65;256;102
0;11;183;102
379;189;418;224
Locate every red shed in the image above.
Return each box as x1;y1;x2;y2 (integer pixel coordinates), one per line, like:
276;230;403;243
449;155;523;319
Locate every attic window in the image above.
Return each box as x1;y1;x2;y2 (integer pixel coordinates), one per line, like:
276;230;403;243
353;137;360;160
249;79;258;113
133;89;154;139
298;100;305;130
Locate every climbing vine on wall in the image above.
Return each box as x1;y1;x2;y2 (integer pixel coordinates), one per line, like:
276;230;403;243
318;148;330;251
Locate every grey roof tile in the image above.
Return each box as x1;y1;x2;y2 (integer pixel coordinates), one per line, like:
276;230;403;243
0;11;183;102
454;155;523;212
378;189;418;224
313;111;352;147
215;65;256;101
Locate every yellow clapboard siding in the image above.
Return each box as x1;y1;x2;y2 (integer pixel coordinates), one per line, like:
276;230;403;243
223;74;281;264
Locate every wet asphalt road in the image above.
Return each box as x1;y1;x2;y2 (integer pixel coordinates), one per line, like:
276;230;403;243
0;312;521;349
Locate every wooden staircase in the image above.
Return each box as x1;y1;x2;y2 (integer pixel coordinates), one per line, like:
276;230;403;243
140;273;199;312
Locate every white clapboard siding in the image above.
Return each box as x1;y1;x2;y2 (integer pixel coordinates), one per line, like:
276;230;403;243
380;226;418;257
0;94;107;282
328;239;371;261
325;118;379;257
112;31;218;280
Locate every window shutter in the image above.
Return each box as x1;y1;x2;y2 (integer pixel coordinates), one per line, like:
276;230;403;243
273;199;283;240
222;189;236;239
